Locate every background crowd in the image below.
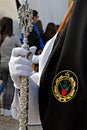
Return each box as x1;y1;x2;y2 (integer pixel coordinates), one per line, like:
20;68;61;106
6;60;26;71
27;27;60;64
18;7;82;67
0;9;59;116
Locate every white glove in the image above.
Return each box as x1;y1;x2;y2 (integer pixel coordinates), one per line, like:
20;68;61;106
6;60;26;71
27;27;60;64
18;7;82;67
9;46;37;89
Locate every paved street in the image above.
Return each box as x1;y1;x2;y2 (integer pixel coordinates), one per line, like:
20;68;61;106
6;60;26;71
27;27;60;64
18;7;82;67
0;115;19;130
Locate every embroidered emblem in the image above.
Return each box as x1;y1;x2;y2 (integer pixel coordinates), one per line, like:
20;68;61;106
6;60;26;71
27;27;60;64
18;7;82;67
52;70;78;103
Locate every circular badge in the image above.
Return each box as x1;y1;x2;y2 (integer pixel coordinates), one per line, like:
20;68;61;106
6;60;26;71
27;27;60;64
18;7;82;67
52;70;78;103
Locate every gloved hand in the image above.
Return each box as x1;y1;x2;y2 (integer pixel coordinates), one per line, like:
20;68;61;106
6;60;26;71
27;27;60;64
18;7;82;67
9;46;37;89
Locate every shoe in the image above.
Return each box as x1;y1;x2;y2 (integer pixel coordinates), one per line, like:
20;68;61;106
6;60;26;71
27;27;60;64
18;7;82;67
4;109;11;116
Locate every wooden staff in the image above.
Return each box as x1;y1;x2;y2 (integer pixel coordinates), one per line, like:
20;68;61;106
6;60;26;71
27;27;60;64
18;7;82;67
57;0;74;32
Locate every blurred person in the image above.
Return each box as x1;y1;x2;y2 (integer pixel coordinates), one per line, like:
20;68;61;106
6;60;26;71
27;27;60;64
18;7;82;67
0;17;21;116
44;22;57;43
36;19;44;39
27;10;45;55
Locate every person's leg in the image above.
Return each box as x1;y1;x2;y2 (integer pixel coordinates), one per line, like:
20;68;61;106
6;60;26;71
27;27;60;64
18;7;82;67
1;72;14;116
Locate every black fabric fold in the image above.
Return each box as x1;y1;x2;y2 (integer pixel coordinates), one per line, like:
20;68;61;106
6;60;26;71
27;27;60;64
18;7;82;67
39;0;87;130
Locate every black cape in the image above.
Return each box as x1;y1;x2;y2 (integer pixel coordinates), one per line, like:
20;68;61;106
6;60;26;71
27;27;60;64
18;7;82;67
39;0;87;130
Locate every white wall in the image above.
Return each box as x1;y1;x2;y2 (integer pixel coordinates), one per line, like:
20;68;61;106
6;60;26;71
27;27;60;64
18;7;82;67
0;0;18;20
0;0;20;37
29;0;68;30
0;0;68;32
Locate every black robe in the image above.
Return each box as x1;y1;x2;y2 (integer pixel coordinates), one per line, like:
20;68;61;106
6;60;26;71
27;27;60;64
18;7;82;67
39;0;87;130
